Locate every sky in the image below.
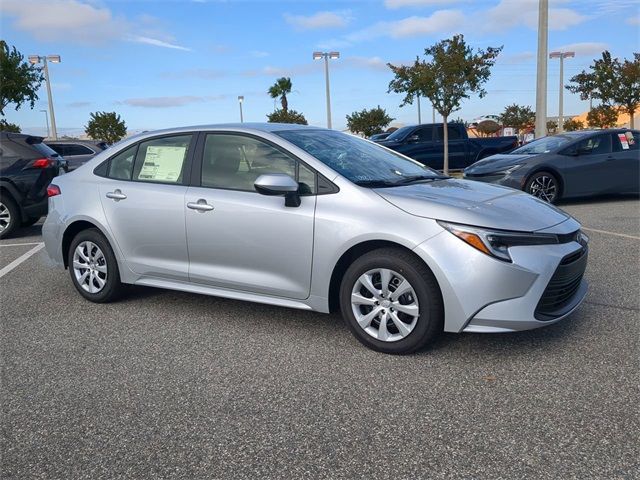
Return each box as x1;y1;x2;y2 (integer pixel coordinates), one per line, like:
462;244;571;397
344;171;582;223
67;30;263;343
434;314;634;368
1;0;639;136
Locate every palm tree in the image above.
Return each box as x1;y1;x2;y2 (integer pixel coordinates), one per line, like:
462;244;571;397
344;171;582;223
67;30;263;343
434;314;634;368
268;77;292;112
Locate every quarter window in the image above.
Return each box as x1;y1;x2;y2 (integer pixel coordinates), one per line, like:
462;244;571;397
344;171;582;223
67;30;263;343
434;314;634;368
202;134;315;193
107;145;137;180
132;135;192;184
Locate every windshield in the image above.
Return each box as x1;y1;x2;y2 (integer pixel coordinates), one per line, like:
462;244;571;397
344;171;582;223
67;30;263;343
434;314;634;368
511;135;574;154
384;126;414;142
276;129;444;186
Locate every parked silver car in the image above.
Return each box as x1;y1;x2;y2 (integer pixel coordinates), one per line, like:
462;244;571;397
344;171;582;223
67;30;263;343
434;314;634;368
43;124;589;354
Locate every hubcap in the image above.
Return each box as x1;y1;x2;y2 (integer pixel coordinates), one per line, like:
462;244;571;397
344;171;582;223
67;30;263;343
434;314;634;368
351;268;420;342
529;175;557;202
0;201;10;233
72;241;107;293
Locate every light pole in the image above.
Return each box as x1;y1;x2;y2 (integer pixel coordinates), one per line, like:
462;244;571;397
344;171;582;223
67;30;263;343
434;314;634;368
549;51;575;133
534;0;548;139
417;93;422;124
40;109;50;138
28;55;61;140
238;95;244;123
313;51;339;129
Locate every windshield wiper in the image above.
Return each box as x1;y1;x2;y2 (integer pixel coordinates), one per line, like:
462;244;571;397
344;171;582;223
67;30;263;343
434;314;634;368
353;179;399;188
392;174;450;185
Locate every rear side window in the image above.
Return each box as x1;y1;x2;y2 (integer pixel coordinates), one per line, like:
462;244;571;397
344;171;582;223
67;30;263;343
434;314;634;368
65;144;94;155
612;131;639;151
435;125;463;140
132;134;192;184
107;145;137;180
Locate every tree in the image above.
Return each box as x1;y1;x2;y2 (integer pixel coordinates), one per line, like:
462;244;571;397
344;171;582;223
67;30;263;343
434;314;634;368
85;111;126;144
268;77;293;112
266;109;307;125
563;118;584;131
500;104;535;141
566;51;639;128
0;118;20;132
388;35;502;174
546;120;558;135
476;120;500;137
346;106;394;137
586;104;619;129
0;40;44;116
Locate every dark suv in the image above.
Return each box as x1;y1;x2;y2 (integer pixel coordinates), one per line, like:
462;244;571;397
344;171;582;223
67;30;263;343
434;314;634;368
0;132;67;238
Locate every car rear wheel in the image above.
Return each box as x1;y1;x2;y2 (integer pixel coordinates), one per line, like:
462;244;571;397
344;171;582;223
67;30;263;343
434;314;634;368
0;196;19;239
68;229;124;303
339;248;443;354
526;171;560;204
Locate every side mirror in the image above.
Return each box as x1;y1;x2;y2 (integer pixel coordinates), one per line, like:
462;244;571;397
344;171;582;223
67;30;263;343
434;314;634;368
254;174;301;207
407;134;420;143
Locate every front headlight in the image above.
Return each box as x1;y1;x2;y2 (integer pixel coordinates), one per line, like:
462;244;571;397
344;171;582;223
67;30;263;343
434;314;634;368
496;164;522;175
437;221;561;262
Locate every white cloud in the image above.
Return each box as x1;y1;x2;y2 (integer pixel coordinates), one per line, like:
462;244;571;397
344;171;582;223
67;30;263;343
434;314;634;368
0;0;190;50
120;96;226;108
484;0;588;32
385;0;461;8
550;42;608;56
128;36;191;51
627;16;640;26
251;50;270;58
284;10;351;30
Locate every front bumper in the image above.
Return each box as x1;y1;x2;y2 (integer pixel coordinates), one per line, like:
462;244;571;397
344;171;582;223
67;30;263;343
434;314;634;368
412;220;588;333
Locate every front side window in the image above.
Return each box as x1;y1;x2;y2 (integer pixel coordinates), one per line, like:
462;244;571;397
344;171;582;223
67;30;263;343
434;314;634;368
576;134;611;155
202;134;314;193
132;135;192;184
414;126;434;141
276;129;443;186
435;125;462;140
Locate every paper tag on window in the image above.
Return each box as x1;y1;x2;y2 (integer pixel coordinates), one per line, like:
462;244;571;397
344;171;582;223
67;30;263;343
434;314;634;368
618;133;630;150
139;146;186;181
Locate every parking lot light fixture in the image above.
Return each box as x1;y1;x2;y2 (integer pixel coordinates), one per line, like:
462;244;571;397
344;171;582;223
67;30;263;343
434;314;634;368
28;55;61;140
238;95;244;123
549;51;575;133
313;51;340;129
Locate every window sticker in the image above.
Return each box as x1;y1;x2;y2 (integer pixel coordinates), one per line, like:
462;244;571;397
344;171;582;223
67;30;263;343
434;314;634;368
138;146;186;181
618;133;629;150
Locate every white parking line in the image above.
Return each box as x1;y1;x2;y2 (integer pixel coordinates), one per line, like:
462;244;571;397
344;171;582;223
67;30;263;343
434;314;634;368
0;242;44;247
582;227;640;240
0;243;45;279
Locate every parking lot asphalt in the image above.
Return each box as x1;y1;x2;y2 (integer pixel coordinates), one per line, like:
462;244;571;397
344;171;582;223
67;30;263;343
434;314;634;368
1;196;638;480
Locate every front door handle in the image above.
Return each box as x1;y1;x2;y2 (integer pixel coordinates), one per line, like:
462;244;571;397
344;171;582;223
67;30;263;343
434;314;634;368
106;189;127;200
187;199;214;212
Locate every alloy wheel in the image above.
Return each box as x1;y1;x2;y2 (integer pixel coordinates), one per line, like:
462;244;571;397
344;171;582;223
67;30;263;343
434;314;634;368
351;268;420;342
529;175;557;203
0;201;10;233
72;241;108;293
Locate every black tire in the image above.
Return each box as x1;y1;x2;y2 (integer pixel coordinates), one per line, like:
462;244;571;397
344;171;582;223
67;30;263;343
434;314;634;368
21;216;41;227
339;248;443;354
0;195;20;239
67;228;124;303
525;171;561;204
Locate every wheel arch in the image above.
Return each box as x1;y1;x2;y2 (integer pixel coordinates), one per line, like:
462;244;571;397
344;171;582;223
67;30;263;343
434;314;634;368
327;239;441;313
61;219;111;269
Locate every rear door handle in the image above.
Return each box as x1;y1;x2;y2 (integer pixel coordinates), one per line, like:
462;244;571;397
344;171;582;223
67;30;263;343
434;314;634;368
187;199;214;212
106;189;127;200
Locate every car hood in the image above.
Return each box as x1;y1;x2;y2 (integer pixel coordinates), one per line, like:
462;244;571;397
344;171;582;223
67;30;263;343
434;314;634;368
464;153;531;174
375;178;570;231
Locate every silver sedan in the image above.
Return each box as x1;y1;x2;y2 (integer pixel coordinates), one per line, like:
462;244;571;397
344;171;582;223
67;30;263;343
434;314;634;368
43;124;589;354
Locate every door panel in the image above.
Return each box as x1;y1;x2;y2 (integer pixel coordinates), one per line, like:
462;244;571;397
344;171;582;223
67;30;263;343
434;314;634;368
562;134;613;196
185;187;315;299
99;181;189;279
610;132;640;193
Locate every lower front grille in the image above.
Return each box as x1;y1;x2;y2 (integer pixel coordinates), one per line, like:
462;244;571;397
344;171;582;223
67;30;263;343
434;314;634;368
535;247;588;320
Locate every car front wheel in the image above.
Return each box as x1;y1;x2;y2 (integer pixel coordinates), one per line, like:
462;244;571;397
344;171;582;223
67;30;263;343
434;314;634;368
526;171;560;203
0;197;19;239
339;248;443;354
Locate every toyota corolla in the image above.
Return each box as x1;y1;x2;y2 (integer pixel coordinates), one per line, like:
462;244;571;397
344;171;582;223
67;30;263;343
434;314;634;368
43;124;589;354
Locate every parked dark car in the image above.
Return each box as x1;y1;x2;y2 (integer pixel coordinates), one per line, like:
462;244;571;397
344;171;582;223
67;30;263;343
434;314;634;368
0;132;67;238
46;140;108;170
463;129;640;203
375;123;518;170
369;132;391;141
